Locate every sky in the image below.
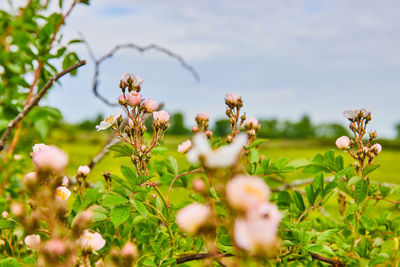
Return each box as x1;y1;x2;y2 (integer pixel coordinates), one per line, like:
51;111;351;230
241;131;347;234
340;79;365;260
9;0;400;137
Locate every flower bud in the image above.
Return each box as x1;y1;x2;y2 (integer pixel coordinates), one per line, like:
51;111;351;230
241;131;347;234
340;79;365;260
23;172;37;187
369;130;377;139
11;203;24;217
225;93;241;107
371;143;382;154
205;130;213;139
192;178;205;192
143;98;158;112
195;112;209;122
2;211;8;219
122;242;138;258
226;135;233;143
127;91;142;106
153;110;170;129
32;145;68;173
176;203;211;235
118;94;127;105
77;165;91;177
191;126;198;133
335;136;351;149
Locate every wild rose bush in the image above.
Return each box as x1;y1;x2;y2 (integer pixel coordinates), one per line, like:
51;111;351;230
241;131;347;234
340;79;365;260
1;73;400;267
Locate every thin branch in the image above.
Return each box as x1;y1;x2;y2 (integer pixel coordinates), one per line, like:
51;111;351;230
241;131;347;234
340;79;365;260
87;134;119;169
0;60;86;151
176;253;233;264
311;253;345;267
79;32;200;106
167;168;203;206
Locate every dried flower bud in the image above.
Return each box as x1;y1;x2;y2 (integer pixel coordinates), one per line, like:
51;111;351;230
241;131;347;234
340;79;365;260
335;136;351;149
360;108;371;118
343;110;358;120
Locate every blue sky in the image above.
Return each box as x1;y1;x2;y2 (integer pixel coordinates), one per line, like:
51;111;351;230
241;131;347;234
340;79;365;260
37;0;400;137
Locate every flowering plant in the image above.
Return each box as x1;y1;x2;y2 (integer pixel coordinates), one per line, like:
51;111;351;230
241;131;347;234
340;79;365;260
0;74;399;267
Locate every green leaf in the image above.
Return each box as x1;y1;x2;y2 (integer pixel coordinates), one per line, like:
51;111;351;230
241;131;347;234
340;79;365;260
316;229;340;242
34;119;48;139
305;185;316;205
0;258;20;267
22;256;36;265
108;143;135;158
131;199;148;217
110;206;130;228
288;158;310;168
249;148;259;164
102;193;128;206
379;185;390;198
293;191;305;211
166;156;178;175
307;244;323;254
121;165;137;184
276;157;290;169
80;187;100;210
355;179;368;205
348;176;362;187
249;138;268;148
0;219;17;230
362;164;380;177
313;172;324;196
277;191;291;208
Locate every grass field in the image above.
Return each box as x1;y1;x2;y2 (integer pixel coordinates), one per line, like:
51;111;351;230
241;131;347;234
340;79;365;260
51;131;400;186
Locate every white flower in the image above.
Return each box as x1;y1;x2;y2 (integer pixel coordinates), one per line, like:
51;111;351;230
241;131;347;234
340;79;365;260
62;176;69;186
187;133;247;168
25;234;41;250
176;203;211;235
177;140;192;154
55;186;71;201
79;230;106;251
343;110;358;119
121;73;143;87
95;110;122;131
77;165;91;176
226;175;270;211
335;136;351;149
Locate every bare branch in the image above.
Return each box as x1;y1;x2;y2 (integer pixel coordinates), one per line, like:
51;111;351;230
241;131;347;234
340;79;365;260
0;60;86;151
79;32;200;106
176;253;233;264
87;134;120;169
311;253;345;267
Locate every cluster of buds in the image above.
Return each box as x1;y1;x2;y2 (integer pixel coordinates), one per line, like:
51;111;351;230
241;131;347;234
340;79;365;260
96;73;171;175
192;112;213;139
244;117;261;141
336;109;382;171
224;93;246;142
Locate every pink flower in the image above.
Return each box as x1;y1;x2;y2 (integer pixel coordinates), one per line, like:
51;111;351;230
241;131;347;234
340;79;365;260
79;230;106;251
122;242;138;258
127;91;142;106
32;145;68;173
45;239;65;255
25;234;41;250
192;178;205;192
2;211;8;219
196;112;209;121
153;110;170;123
234;204;281;254
77;165;91;177
343;110;358;120
11;203;24;216
335;136;350;150
225;93;241;106
205;130;213;139
226;175;270;211
191;126;198;133
177;140;192;154
143;98;159;112
176;203;211;235
32;143;49;154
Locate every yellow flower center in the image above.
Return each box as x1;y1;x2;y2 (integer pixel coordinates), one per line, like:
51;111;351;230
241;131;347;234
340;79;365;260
244;185;264;200
56;189;68;200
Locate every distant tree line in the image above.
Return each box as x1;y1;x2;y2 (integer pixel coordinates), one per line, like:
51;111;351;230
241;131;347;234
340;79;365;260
73;112;350;140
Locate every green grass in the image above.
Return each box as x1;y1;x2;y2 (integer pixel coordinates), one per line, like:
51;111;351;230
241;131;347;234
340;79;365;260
46;130;400;186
